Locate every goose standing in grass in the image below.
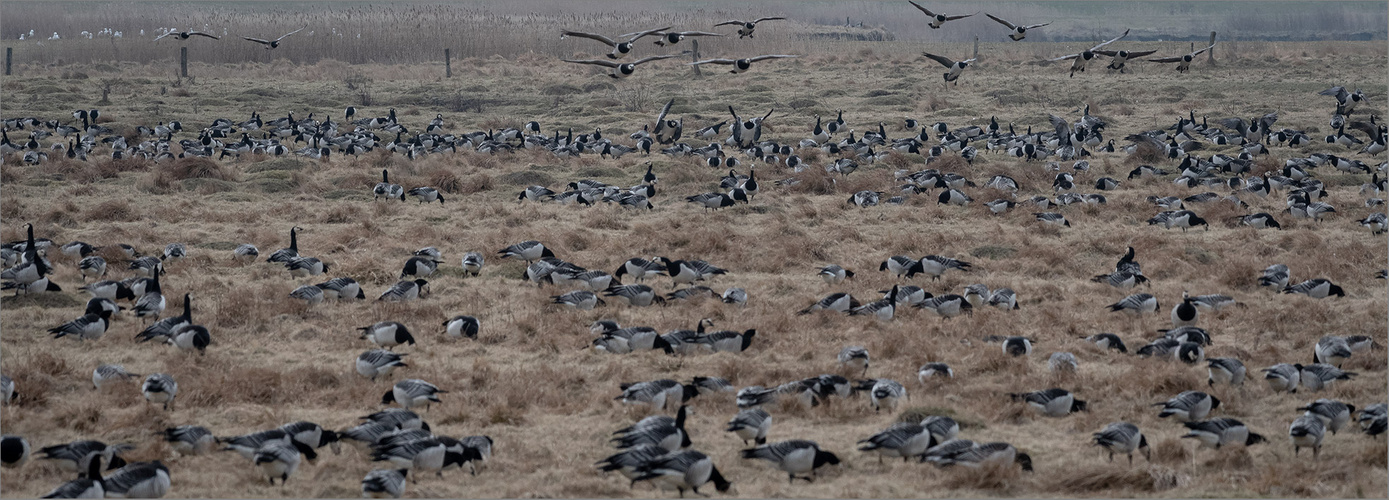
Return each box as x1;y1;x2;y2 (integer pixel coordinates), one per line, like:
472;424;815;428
603;284;665;307
917;362;953;383
926;441;1033;471
917;255;971;281
358;321;416;351
285;256;328;278
164;426;216;456
1083;333;1128;353
400;255;441;280
460;252;484;277
1262;363;1302;393
370;438;477;483
1358;404;1387;437
233;244;259;262
142;373;178;411
317;277;365;300
1207;358;1246;387
373;170;405;202
79;280;136;301
616;257;665;283
2;435;29;469
1283;278;1345;299
1002;336;1033;356
443;315;479;341
266;226;301;263
1314;336;1352;368
1010;388;1086;417
1092;422;1150;464
699;328;756;353
362;468;409;498
1156;391;1220;422
817;265;854;285
38;440;129;476
880;256;921;278
357;349;409;381
657;258;727;288
96;460;170;498
741;440;840;484
617;379;696;413
1107;293;1158;315
562;55;677;79
1299;399;1356;435
988;288;1019;310
48;307;113;342
78;255;106;281
727;408;772;445
162;243;186;263
962;284;989;309
720;287;748;306
917;294;972;318
382;379;446;410
612;406;691;452
1048;352;1078;372
378;279;429;301
1182;418;1267;449
850;285;898;320
631;450;732;496
254;440;314;485
838;346;870;376
290;284;324;304
497;240;553;263
1288;414;1325;459
1171;294;1199;327
1299;364;1355;392
866;379;907;413
1259;264;1291;289
799;293;859;315
131;271;166;322
596;444;667;481
407;187;445;204
858;422;932;463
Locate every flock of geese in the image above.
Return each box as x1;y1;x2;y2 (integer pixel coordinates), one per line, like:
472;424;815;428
1;4;1387;500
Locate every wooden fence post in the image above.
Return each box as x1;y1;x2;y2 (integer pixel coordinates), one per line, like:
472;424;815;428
690;39;702;77
973;36;979;64
445;48;451;78
180;47;188;77
5;48;11;76
1207;32;1217;64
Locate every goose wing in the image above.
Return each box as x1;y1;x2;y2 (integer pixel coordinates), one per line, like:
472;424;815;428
908;1;938;17
1148;54;1188;63
560;30;617;46
747;54;798;62
562;58;620;68
754;16;787;23
189;31;220;39
691;58;737;66
984;13;1018;29
713;20;745;27
275;27;306;42
920;52;956;68
1088;29;1129;52
241;36;272;44
619;26;674;42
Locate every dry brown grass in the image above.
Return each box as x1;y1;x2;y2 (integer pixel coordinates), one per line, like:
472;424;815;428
0;28;1385;500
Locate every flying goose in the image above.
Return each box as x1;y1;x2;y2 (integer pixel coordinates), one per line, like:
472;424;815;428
142;373;178;410
1049;29;1130;77
908;2;978;28
378;279;429;301
1010;388;1086;417
727;408;772;445
1092;422;1150;464
357;349;409;381
858;422;932;463
154;30;220;41
1095;48;1157;72
559;26;670;59
1156;391;1220;422
691;55;798;73
714;17;786;38
562;55;677;78
358;321;416;350
382;379;446;410
984;13;1050;40
1149;43;1216;73
920;52;976;85
740;440;840;483
164;425;216;456
1288;414;1325;459
362;468;409;498
1207;358;1246;387
631;450;732;497
241;27;305;49
652;30;723;46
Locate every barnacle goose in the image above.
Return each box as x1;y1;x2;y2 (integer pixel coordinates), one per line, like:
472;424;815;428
917;362;953;383
1093;422;1150;464
1171;294;1199;327
442;315;479;341
552;290;606;310
727;408;772;445
1182;418;1268;449
400;256;441;279
1262;363;1303;393
617;379;697;413
916;294;972;318
1314;336;1353;368
1;374;13;405
988;288;1019;310
131;271;166;321
497;240;554;263
850;285;898;320
962;284;989;309
285;256;328;278
359;321;416;350
1083;333;1128;353
266;226;301;263
858;422;932;463
1299;399;1356;435
252;441;310;486
1258;264;1291;289
358;349;409;381
1207;358;1246;387
127;257;162;278
1156;391;1220;422
42;456;106;498
798;293;860;315
864;379;907;412
1048;352;1078;372
918;255;971;280
316;277;365;300
370;438;477;482
1091;270;1148;289
1010;388;1086;417
38;440;130;475
1283;278;1345;299
699;328;756;353
818;265;854;284
290;284;324;304
1299;364;1355;392
691;376;733;396
161;243;186;263
374;170;405;201
362;468;409;498
382;379;447;410
632;450;732;497
741;440;840;483
720;287;748;306
615;257;666;283
361;408;429;432
1289;414;1325;459
78;256;106;281
612;406;690;452
604;284;666;307
142;373;178;410
596;444;667;481
164;425;216;455
2;435;29;469
49;307;113;342
657;258;727;288
1034;212;1071;227
1001;336;1033;356
838;346;870;376
378;279;429;301
1358;404;1387;436
233;243;259;262
927;441;1033;471
79;280;135;301
168;322;210;355
97;461;170;498
1107;293;1158;315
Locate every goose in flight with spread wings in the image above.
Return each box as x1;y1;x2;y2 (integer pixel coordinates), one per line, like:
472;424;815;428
714;17;786;38
560;26;671;59
921;52;976;85
154;30;220;41
563;55;677;78
1048;29;1129;77
984;14;1050;40
1149;43;1216;73
909;2;978;29
242;27;305;49
690;55;797;73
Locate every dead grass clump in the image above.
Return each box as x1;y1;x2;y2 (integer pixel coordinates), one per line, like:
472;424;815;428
1125;141;1163;165
785;168;838;196
464;173;494;194
426;168;462;194
52;403;103;433
938;458;1021;491
160;157;235;181
84;198;134;222
1150;438;1190;465
1048;466;1165;492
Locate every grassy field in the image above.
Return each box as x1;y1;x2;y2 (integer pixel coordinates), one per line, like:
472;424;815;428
0;21;1386;500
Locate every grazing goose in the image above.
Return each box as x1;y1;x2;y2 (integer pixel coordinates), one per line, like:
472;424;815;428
370;439;475;482
1107;293;1158;315
1;374;12;405
699;328;756;353
42;457;107;498
2;435;29;469
617;380;697;413
631;450;732;497
373;170;405;201
1010;388;1086;417
164;425;216;456
1083;333;1128;353
920;52;977;85
838;346;870;376
721;287;748;306
1299;399;1356;435
1236;212;1281;229
657;258;728;288
596;444;667;481
1182;418;1266;449
1092;422;1150;464
917;362;953;383
926;441;1033;471
865;379;907;412
285;256;328;278
921;416;961;446
741;440;840;483
1314;336;1352;368
241;27;304;49
378;279;429;301
1259;264;1291;289
691;54;798;73
604;284;665;307
559;26;669;59
987;288;1019;310
1034;212;1070;227
38;440;129;475
1156;391;1221;422
1149;43;1216;73
691;377;733;396
289;284;324;304
818;265;854;285
399;256;441;280
99;461;170;498
357;349;409;381
984;13;1050;40
1207;358;1246;387
616;257;666;283
142;373;178;410
254;440;316;485
316;277;365;300
714;16;786;38
850;285;898;321
167;323;211;355
78;280;135;301
358;322;416;350
266;226;302;263
48;308;113;342
1171;294;1199;327
1048;352;1078;372
382;379;446;410
880;256;921;278
460;252;484;277
407;187;445;204
77;255;106;281
1288;415;1325;459
497;240;553;263
799;293;859;315
233;244;259;262
962;284;989;309
362;468;409;498
562;55;677;78
1188;294;1236;312
443;315;480;341
909;2;977;28
1092;270;1149;289
1283;279;1345;299
727;409;772;445
1262;363;1303;393
1001;336;1033;357
1360;212;1387;234
858;422;932;463
1299;364;1355;392
1358;404;1387;437
918;255;971;280
131;271;166;322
